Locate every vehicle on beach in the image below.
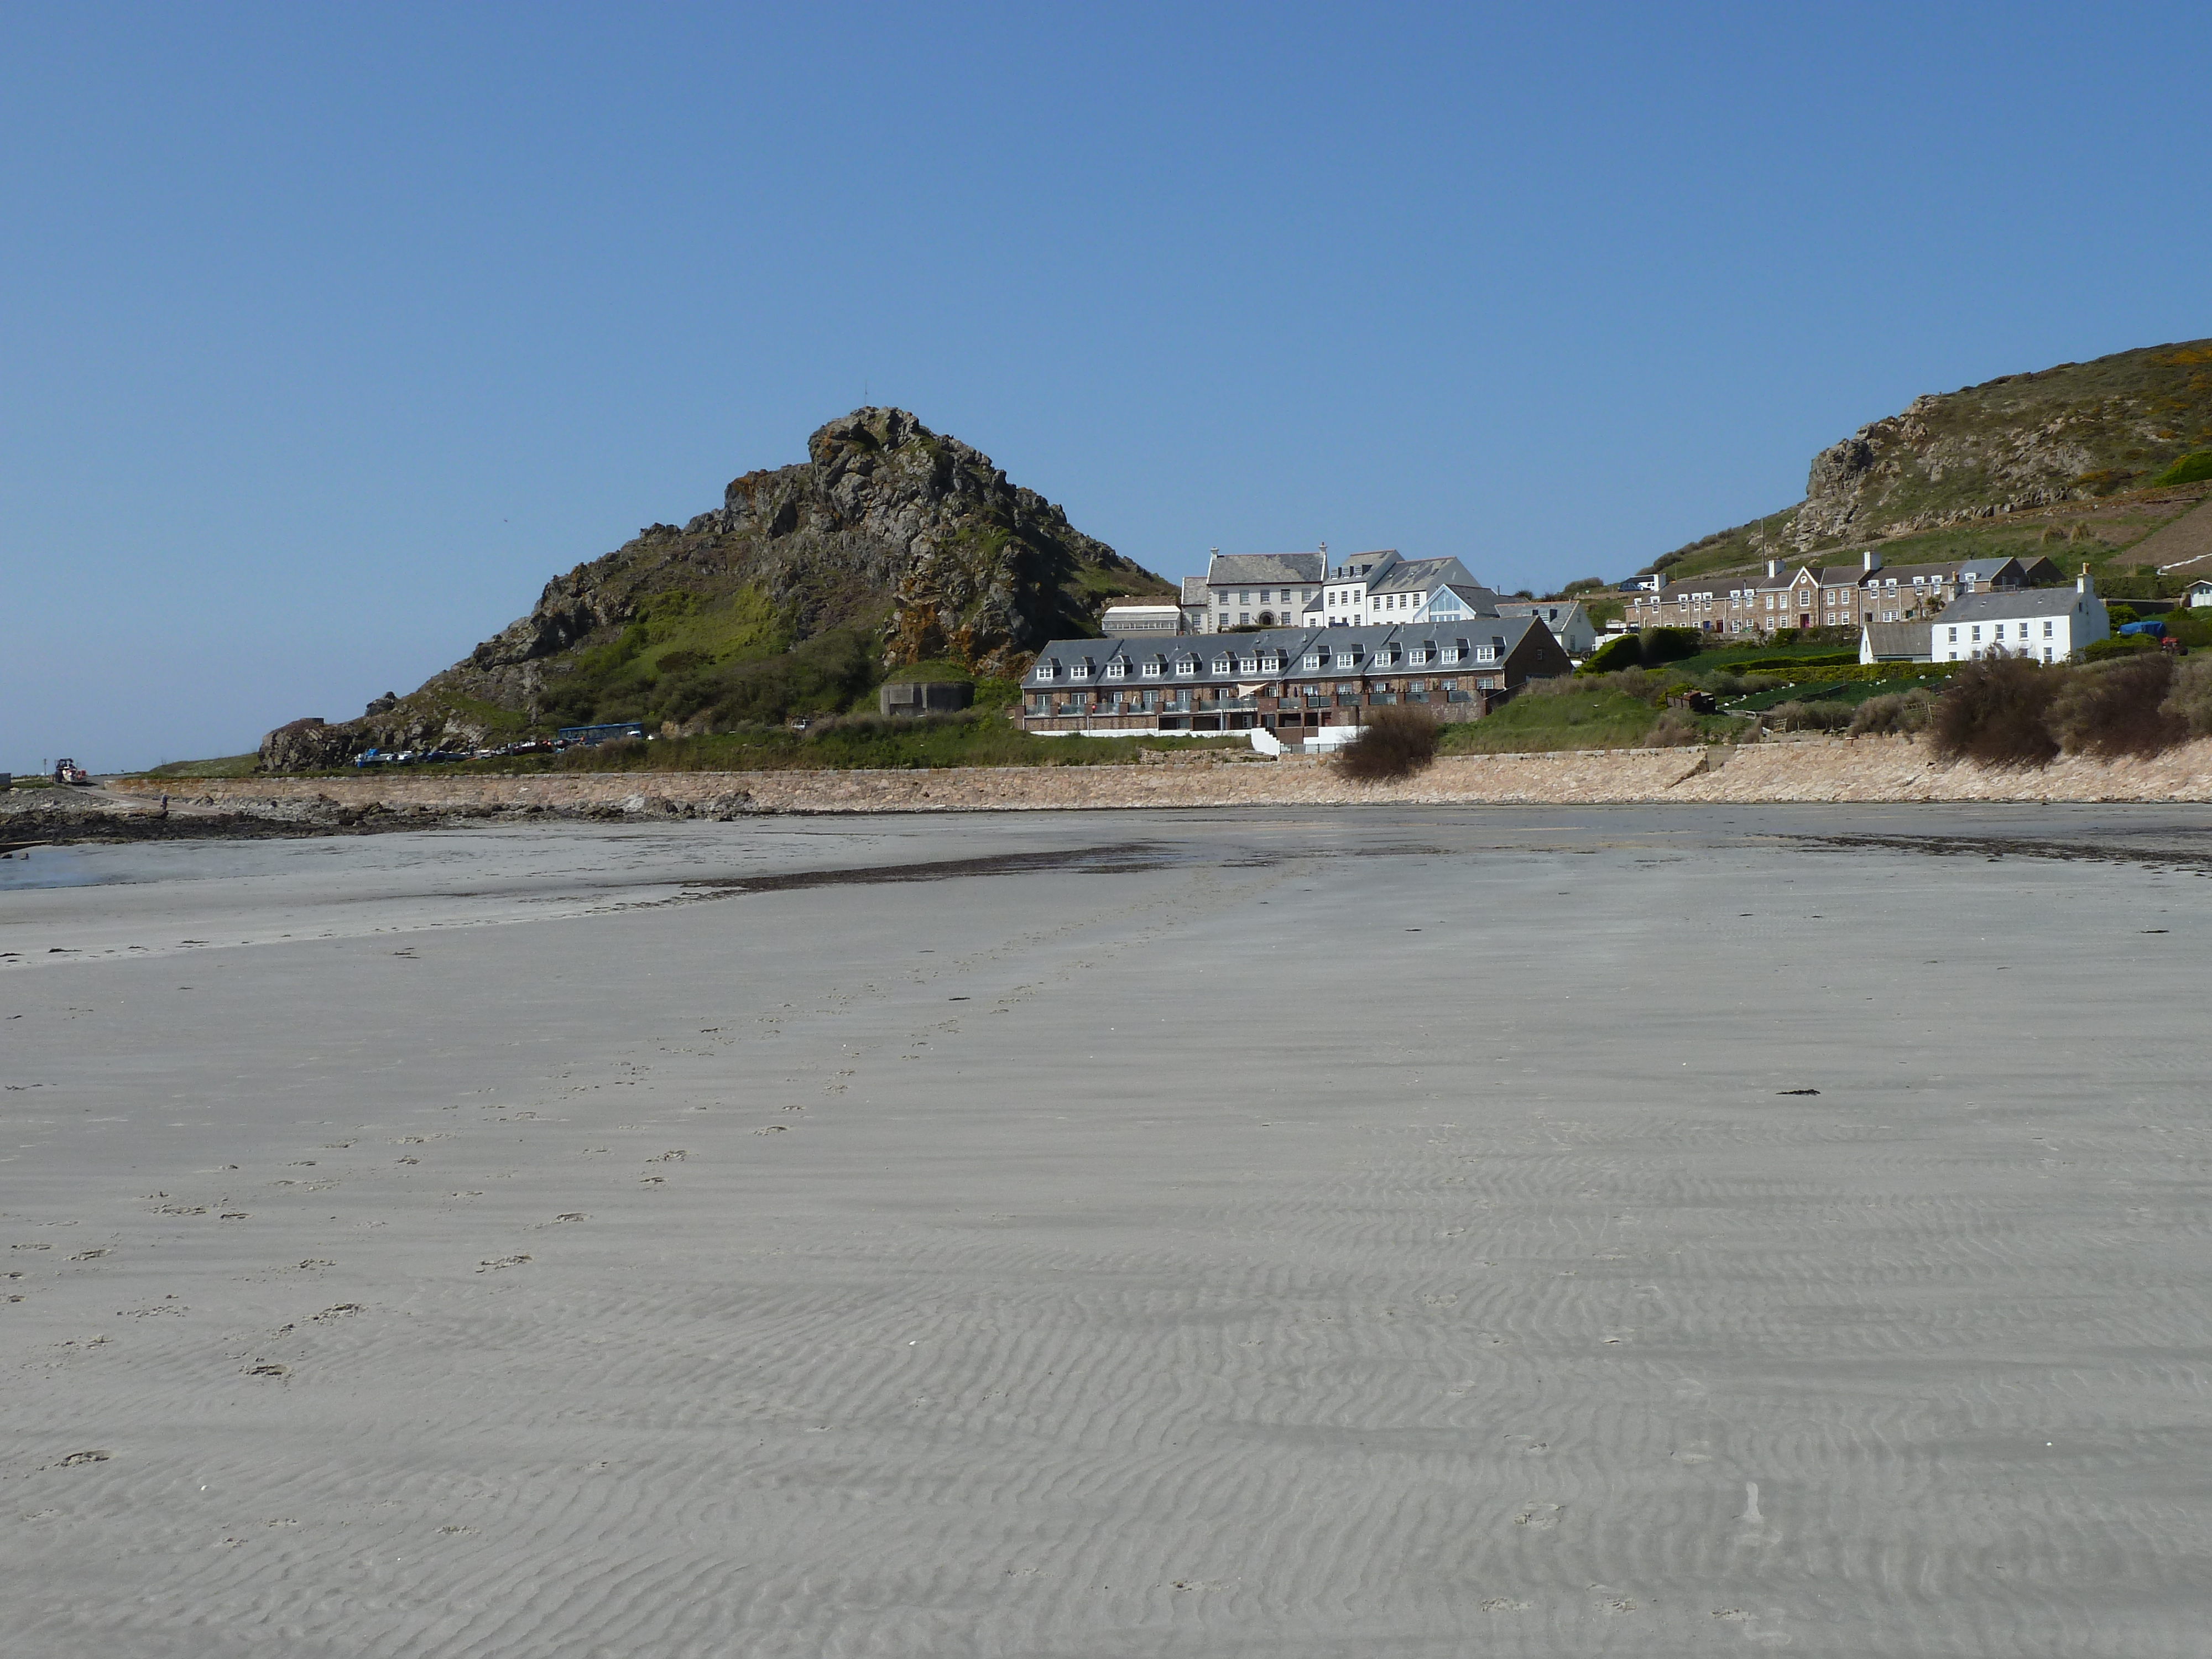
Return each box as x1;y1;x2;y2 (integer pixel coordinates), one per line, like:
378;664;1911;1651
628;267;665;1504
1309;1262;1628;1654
53;759;90;785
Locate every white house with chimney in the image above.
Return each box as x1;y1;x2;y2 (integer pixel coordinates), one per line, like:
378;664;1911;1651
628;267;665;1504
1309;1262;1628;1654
1932;570;2108;664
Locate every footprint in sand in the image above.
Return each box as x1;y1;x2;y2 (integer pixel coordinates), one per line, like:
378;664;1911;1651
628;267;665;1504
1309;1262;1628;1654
1733;1481;1781;1549
58;1449;111;1467
1514;1503;1561;1531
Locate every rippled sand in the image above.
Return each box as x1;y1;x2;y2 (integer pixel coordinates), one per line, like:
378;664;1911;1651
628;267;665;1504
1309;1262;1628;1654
6;805;2211;1657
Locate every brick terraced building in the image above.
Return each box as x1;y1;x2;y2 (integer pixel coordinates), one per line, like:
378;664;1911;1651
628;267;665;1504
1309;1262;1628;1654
1020;620;1573;735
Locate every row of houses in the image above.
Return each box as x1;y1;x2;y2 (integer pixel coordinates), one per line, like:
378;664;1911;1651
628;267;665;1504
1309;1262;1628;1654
1019;618;1574;735
1625;550;2066;637
1105;548;1600;655
1860;572;2110;664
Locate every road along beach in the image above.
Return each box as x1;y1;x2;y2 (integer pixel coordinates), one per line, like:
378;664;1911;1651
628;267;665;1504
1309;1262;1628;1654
6;805;2211;1656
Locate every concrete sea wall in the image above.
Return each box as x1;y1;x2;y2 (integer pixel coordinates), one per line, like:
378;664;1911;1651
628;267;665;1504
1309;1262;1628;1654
111;735;2212;815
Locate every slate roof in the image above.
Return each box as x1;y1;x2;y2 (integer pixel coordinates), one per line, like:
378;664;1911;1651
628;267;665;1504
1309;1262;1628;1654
1204;552;1325;586
1937;587;2097;623
1368;556;1474;595
1180;575;1209;604
1025;619;1553;687
1861;621;1932;660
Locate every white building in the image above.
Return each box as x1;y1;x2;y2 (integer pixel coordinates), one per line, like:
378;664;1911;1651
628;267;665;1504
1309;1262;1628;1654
1318;550;1499;628
2187;578;2212;608
1859;620;1932;664
1100;603;1183;635
1932;572;2108;664
1184;551;1327;633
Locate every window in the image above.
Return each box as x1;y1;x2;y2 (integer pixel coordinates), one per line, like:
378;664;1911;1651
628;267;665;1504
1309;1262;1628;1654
1070;661;1089;680
1408;648;1428;665
1302;652;1322;669
1141;659;1161;677
1105;660;1126;679
1970;625;1981;642
1212;656;1233;674
2043;619;2053;637
1947;626;1958;641
1440;646;1462;664
1035;661;1057;681
1238;613;1249;625
1239;591;1250;603
1175;658;1196;676
1475;645;1496;662
1337;682;1358;695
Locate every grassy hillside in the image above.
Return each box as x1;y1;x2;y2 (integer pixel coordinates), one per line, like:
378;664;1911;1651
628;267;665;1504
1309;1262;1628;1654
1639;340;2212;586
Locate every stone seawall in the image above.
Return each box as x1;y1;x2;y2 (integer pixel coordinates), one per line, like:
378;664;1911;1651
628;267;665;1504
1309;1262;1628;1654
110;735;2212;816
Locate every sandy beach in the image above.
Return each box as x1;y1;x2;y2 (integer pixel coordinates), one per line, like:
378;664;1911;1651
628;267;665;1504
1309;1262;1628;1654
6;804;2211;1656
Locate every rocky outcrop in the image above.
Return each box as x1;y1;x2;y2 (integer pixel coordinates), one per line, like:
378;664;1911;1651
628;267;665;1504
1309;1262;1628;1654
1648;341;2212;575
260;409;1172;770
258;718;359;773
450;406;1162;690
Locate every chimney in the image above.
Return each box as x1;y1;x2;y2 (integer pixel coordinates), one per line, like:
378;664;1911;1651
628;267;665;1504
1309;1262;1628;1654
1766;559;1783;579
1863;549;1882;573
2077;564;2092;594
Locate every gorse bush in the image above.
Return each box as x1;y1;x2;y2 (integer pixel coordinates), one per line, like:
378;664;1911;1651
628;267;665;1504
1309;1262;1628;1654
2048;654;2187;759
1337;707;1441;781
1848;688;1937;737
2162;656;2212;738
1930;656;2062;768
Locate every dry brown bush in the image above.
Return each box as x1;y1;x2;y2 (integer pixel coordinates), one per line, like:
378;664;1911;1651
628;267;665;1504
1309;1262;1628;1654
2048;654;2187;758
1930;655;2061;768
1337;707;1442;781
1849;688;1937;737
1646;708;1701;747
2160;656;2212;738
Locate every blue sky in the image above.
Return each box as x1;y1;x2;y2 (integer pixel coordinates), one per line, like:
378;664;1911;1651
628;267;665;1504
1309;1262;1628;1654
5;3;2209;770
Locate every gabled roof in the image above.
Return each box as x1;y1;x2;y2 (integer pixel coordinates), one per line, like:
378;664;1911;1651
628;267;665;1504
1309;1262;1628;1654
1368;555;1473;594
1325;549;1399;578
1957;556;2025;581
1861;621;1931;659
1815;567;1872;587
1496;599;1589;622
1938;587;2095;623
1206;551;1325;585
1180;575;1209;604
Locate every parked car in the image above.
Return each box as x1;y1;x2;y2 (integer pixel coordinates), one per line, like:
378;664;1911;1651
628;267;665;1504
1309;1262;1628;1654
53;759;91;785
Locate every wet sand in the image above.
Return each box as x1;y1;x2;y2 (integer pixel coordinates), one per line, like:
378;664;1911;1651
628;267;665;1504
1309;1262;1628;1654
5;805;2212;1656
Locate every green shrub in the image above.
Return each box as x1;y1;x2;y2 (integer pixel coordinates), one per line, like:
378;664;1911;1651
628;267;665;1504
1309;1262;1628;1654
2082;635;2158;662
2148;451;2212;488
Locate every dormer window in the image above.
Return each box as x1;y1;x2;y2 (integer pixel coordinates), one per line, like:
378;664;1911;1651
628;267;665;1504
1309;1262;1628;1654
1237;655;1258;674
1302;651;1323;669
1141;658;1162;678
1104;660;1126;679
1259;654;1282;672
1408;646;1430;665
1440;645;1463;665
1211;655;1233;674
1175;656;1196;676
1035;660;1058;681
1475;645;1496;662
1372;647;1396;665
1070;660;1091;681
